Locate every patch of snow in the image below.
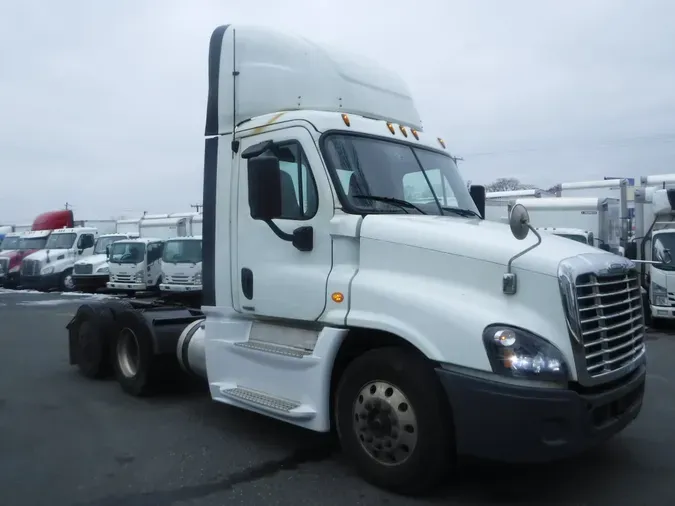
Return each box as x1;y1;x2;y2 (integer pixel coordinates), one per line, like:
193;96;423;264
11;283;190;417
0;289;44;295
17;299;74;307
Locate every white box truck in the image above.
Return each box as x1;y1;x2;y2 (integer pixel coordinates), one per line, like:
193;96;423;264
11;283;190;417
160;235;203;293
65;24;646;495
106;237;165;294
516;197;622;254
140;216;189;240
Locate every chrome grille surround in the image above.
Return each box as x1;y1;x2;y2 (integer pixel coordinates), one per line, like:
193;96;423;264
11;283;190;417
21;259;41;276
559;253;646;386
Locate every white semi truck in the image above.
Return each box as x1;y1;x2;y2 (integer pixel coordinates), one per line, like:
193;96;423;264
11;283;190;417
65;24;646;495
21;227;99;291
72;233;139;292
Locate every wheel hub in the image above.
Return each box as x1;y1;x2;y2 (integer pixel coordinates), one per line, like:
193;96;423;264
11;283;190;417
353;380;418;466
117;328;140;378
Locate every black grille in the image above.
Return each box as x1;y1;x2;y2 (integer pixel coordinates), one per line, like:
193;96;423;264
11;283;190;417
0;258;7;274
74;264;93;275
21;259;41;276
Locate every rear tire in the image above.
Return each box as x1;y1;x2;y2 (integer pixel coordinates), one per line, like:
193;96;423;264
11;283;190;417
335;347;454;496
71;305;117;379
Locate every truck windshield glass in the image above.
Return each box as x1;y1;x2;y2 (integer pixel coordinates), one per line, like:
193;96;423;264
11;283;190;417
653;233;675;271
556;234;588;244
322;134;479;216
94;236;125;255
45;233;76;250
20;237;48;250
162;240;202;264
0;236;21;250
109;242;145;264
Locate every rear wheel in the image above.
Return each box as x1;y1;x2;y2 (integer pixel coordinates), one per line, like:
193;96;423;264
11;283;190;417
335;347;454;495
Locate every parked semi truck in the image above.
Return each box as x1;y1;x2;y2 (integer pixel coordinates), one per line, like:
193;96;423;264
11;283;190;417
0;210;75;288
66;25;646;495
73;233;139;292
21;227;99;291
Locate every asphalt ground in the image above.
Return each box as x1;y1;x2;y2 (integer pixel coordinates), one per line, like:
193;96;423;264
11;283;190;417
1;289;674;506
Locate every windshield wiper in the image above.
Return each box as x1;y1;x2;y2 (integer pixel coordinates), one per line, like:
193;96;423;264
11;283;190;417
351;195;427;214
441;206;481;218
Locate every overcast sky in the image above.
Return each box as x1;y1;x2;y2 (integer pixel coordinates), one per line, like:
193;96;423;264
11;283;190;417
1;0;674;223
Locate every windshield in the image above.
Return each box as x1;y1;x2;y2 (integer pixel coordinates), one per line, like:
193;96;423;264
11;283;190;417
162;239;202;264
653;233;675;271
556;233;589;245
0;236;21;251
322;134;478;216
94;235;126;254
20;237;48;250
109;242;145;264
45;233;76;250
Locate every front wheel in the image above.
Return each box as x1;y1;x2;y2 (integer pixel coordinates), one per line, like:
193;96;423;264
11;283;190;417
335;347;454;495
60;269;75;292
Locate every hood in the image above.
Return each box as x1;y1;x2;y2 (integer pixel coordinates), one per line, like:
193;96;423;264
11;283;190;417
24;248;73;264
359;214;616;277
75;253;107;267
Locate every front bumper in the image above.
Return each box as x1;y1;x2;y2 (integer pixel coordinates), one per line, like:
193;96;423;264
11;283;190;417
20;273;60;291
73;274;109;292
436;361;646;463
650;304;675;319
160;283;202;293
2;270;20;287
107;281;147;291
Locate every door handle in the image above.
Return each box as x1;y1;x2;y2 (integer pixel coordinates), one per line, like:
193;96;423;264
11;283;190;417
241;268;253;300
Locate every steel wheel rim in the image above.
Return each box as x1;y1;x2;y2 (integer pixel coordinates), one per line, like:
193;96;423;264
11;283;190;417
352;380;418;466
64;274;75;291
117;328;140;378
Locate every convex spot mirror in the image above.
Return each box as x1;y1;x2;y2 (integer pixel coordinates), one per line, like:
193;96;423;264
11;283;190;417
509;203;531;240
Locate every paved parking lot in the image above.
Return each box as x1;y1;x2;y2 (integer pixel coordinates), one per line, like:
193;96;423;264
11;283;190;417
1;289;674;506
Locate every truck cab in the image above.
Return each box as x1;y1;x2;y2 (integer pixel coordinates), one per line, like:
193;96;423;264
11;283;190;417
0;232;23;286
73;233;138;292
107;238;165;293
65;24;647;495
159;236;202;293
21;227;98;291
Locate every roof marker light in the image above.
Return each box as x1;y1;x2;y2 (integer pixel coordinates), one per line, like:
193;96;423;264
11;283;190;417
341;113;350;127
386;122;395;135
399;125;408;138
411;128;419;140
437;138;446;149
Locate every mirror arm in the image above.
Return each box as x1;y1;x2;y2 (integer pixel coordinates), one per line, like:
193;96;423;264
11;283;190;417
264;220;293;242
507;225;542;274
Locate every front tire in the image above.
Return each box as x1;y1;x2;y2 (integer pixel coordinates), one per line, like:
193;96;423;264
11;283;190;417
60;269;75;292
335;347;454;495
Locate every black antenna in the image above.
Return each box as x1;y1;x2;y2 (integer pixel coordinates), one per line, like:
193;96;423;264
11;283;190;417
190;203;203;213
231;29;240;153
64;202;71;210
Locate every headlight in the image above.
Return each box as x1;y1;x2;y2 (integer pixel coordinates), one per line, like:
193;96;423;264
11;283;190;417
134;271;144;281
97;266;109;274
41;266;54;275
652;282;668;306
194;272;202;284
482;325;569;382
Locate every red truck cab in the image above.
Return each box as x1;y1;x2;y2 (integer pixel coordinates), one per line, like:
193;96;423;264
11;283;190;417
0;210;74;288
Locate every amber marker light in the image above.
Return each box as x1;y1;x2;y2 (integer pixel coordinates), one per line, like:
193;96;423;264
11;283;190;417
331;292;344;303
341;113;350;127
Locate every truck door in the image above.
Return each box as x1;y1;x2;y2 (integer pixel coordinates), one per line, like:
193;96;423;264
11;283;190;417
235;126;333;321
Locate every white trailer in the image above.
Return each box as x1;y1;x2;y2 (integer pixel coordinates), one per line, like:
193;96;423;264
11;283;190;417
484;189;554;223
74;220;117;234
516;197;621;254
65;24;646;495
140;217;189;240
558;179;631;247
116;218;141;236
